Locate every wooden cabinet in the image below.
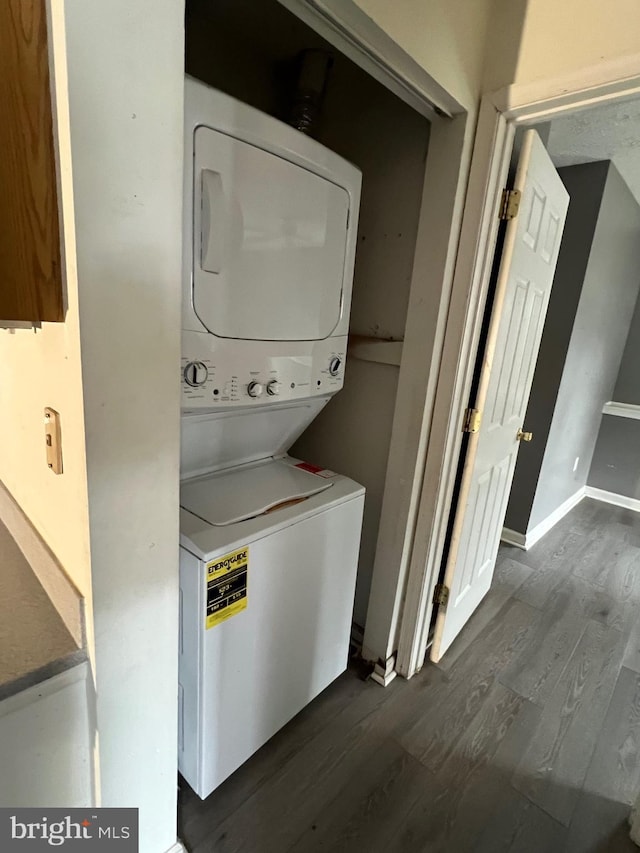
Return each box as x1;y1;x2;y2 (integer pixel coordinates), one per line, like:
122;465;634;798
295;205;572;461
0;0;64;322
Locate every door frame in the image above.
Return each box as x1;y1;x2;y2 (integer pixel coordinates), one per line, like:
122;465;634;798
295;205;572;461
396;53;640;679
278;0;460;119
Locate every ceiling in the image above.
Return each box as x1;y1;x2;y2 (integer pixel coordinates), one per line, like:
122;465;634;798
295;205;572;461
543;97;640;204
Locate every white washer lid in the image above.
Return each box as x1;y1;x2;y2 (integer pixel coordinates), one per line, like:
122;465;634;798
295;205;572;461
180;459;332;526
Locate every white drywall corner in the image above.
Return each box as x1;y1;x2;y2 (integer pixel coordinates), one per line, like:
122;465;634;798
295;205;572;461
63;1;184;851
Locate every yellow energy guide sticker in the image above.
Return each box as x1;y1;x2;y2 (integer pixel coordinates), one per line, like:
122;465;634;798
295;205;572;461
205;547;248;629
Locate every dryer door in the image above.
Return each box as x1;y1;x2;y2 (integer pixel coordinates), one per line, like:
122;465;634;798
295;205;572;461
193;126;350;341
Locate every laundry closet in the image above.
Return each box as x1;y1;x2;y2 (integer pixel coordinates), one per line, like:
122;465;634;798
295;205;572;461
185;0;431;629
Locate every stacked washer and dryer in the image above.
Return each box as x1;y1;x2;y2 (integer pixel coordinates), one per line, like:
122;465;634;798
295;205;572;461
178;77;365;799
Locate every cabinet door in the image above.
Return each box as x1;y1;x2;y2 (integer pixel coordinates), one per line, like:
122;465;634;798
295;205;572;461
0;0;64;322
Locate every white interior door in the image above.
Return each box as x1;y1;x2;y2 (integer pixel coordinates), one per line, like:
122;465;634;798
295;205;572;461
430;130;569;662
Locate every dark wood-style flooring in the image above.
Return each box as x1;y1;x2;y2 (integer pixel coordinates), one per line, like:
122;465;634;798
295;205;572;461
179;498;640;852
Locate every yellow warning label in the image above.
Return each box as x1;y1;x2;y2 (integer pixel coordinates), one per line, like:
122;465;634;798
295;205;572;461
205;547;248;629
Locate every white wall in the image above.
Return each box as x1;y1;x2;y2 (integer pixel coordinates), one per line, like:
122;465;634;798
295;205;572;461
352;0;495;107
0;1;92;635
514;0;640;84
63;2;184;852
481;0;529;91
0;322;90;613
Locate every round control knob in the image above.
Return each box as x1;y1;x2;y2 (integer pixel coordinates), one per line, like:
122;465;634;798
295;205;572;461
266;380;281;396
183;361;208;387
247;381;264;398
328;356;342;377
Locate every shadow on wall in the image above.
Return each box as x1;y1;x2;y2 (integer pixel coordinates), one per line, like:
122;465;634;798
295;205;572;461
481;0;529;92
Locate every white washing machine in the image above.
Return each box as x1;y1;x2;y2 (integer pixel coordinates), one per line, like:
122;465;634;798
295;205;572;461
179;78;364;799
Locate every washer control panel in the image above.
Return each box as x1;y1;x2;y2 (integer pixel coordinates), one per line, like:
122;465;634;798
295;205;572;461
247;381;263;398
181;332;347;411
183;361;209;387
328;356;342;377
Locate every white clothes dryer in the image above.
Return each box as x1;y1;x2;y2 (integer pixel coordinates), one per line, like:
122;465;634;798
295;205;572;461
181;77;361;416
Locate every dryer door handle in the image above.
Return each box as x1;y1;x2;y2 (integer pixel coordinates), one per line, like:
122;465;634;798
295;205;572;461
200;169;226;274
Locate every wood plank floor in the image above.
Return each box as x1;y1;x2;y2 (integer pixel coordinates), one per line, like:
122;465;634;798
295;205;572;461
179;499;640;852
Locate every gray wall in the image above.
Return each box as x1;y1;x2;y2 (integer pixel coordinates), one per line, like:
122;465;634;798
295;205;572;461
505;162;608;531
530;162;640;528
587;235;640;499
612;286;640;403
589;417;640;498
506;161;640;533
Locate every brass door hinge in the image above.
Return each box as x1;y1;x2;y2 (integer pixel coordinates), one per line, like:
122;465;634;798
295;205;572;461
499;188;521;220
433;583;450;607
463;407;482;434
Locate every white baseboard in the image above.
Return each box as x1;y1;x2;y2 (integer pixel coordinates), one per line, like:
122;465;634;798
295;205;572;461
501;527;527;549
501;486;640;552
164;842;188;853
501;487;585;551
526;488;586;548
585;486;640;512
370;668;397;687
602;401;640;421
370;654;397;687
